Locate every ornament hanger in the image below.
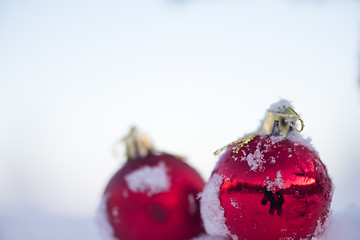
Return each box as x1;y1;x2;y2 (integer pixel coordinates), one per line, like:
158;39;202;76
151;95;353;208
287;107;305;132
122;127;154;161
214;106;304;156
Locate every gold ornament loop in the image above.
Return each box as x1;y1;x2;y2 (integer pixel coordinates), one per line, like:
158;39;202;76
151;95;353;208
287;107;305;132
213;106;304;156
231;133;258;154
214;133;258;156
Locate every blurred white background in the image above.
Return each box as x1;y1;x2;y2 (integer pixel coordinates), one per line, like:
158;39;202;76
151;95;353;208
1;0;360;239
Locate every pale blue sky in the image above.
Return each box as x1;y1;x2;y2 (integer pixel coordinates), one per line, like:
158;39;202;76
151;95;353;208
1;0;360;218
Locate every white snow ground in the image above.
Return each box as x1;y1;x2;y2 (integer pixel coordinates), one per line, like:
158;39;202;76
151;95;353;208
194;207;360;240
0;211;99;240
0;206;359;240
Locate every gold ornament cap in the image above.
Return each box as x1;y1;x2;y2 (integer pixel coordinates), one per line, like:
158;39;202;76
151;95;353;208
123;127;154;161
214;100;305;156
261;101;304;137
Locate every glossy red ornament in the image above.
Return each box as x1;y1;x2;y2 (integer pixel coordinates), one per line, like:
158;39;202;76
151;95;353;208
201;101;333;240
100;128;205;240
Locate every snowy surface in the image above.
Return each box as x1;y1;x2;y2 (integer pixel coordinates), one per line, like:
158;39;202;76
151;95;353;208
264;171;286;192
268;99;294;114
234;131;316;174
124;161;170;196
287;131;319;157
200;174;235;240
95;195;116;240
241;141;266;172
192;207;360;240
0;211;100;240
0;207;359;240
312;207;360;240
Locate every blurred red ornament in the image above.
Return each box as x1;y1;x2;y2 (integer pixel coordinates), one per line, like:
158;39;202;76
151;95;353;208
100;127;205;240
201;101;333;240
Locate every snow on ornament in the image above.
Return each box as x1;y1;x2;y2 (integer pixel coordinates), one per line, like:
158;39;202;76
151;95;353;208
98;127;205;240
201;100;333;240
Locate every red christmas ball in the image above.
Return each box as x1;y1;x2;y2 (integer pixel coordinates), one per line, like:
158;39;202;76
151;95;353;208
99;128;205;240
201;102;333;240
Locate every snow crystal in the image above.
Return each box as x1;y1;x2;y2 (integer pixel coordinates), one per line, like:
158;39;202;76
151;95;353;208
240;141;266;172
270;156;276;164
313;218;326;239
124;161;170;196
268;135;283;144
200;174;237;240
95;195;117;240
230;198;239;209
243;148;265;171
264;171;286;192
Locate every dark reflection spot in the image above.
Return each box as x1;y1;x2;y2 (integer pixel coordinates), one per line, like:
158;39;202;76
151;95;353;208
261;189;284;216
148;204;168;222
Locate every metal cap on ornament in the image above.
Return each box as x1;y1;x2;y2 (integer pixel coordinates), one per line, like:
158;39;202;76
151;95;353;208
122;127;154;161
262;104;305;138
214;101;305;156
